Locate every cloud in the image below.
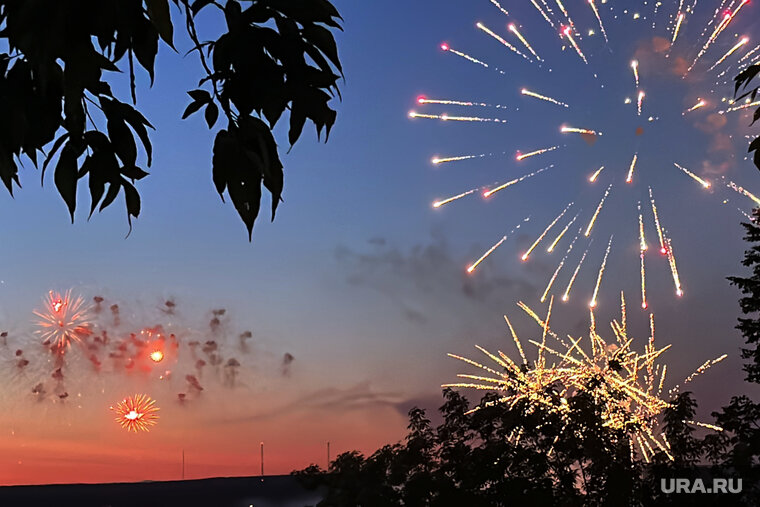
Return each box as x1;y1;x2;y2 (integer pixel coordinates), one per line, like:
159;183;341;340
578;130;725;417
215;381;406;424
701;159;734;176
633;37;688;78
696;113;728;134
336;234;538;310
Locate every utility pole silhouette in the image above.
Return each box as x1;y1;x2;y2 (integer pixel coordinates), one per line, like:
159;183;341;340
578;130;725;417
327;441;330;470
260;441;264;477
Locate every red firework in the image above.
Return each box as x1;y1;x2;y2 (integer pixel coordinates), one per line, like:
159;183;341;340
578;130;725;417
111;394;160;433
33;290;93;352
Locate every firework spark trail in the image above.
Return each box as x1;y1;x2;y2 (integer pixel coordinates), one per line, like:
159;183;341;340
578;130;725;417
683;99;706;114
484;165;553;198
589;166;604;182
649;187;667;254
477;23;532;62
562;242;591;302
686;421;724;431
499;316;526;368
725;180;760;206
665;236;684;297
530;0;556;29
508;23;542;61
539;296;555;369
589;235;613;308
589;0;609;44
631;60;640;88
652;1;662;29
408;111;508;123
467;218;529;273
688;14;730;73
440;43;506;75
640;251;648;309
730;0;751;23
639;203;649;310
622;291;631;337
672;12;685;44
467;237;508;274
637;91;646;116
658;364;667;397
555;0;577;32
645;312;655;387
673;162;711;188
672;355;729;394
489;0;509;16
738;207;753;220
432;154;488;165
708;36;750;71
739;43;760;63
521;89;569;108
561;126;603;136
548;213;578;253
433;188;478;208
720;101;760;114
522;203;573;261
537;0;556;17
585;184;612;237
702;0;730;39
638;202;648;252
626;153;639;184
554;0;569;19
542;231;580;303
516;145;559;161
416;98;509;109
562;26;588;64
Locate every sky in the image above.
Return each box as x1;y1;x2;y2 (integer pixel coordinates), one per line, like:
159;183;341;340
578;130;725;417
1;0;760;485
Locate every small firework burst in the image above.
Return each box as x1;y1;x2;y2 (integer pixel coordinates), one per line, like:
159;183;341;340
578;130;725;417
111;394;160;433
33;290;93;352
445;295;725;461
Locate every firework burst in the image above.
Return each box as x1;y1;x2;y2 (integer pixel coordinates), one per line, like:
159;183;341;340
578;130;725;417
445;299;725;461
33;290;93;352
414;0;758;308
111;394;160;433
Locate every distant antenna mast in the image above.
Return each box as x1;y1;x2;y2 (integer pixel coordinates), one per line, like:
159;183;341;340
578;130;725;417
327;441;331;469
260;441;264;477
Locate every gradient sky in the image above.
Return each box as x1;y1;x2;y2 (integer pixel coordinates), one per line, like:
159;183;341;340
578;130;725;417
2;0;760;486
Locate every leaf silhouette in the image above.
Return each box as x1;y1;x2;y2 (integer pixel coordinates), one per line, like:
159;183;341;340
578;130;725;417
0;0;342;239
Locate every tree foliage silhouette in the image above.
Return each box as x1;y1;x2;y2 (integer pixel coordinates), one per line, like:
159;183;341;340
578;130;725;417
736;63;760;171
0;0;342;239
703;207;760;501
727;208;760;383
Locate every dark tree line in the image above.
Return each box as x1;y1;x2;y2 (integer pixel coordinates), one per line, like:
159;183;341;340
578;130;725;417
0;0;342;238
294;387;736;506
